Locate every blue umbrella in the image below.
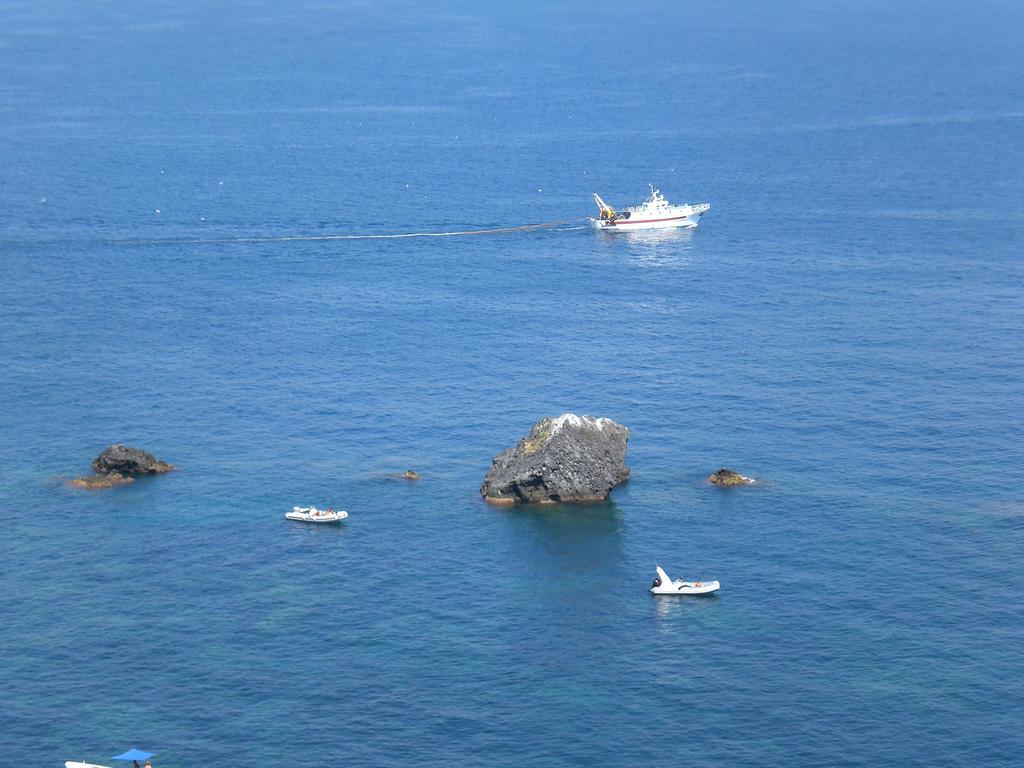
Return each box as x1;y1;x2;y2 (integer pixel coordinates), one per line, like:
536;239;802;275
111;749;154;762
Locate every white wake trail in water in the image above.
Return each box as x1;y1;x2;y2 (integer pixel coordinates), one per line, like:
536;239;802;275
115;220;586;246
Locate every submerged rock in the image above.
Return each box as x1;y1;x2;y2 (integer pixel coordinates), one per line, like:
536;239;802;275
481;413;630;505
709;467;754;486
70;472;134;489
92;444;174;475
402;470;421;481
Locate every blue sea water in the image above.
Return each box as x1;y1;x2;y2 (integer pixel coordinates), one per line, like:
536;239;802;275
2;0;1023;765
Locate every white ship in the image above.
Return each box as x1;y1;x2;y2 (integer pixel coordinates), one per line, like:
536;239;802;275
590;185;710;230
285;506;348;523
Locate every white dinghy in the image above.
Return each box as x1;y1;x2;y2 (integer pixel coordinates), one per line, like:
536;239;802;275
285;506;348;523
650;565;720;595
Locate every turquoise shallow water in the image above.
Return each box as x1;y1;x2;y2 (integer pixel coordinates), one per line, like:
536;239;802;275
1;1;1023;766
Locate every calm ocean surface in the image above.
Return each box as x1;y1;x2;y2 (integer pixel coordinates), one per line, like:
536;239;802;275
2;1;1023;765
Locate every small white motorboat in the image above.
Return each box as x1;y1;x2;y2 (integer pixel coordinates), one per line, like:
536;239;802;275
285;506;348;523
650;565;720;595
70;746;154;768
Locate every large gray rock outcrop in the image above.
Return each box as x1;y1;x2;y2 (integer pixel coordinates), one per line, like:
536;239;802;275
92;444;174;475
708;467;754;486
481;414;630;505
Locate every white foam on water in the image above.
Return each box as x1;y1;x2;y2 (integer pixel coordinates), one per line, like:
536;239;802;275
114;219;580;247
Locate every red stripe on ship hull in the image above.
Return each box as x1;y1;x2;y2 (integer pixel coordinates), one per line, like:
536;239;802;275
610;214;692;225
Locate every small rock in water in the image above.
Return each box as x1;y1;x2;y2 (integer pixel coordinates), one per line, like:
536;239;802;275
92;444;175;475
70;472;134;489
709;467;754;486
481;413;630;505
402;470;421;481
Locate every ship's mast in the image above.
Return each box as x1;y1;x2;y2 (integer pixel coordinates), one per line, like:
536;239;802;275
592;193;616;220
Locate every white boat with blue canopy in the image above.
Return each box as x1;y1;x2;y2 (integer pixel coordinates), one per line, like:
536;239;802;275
67;746;155;768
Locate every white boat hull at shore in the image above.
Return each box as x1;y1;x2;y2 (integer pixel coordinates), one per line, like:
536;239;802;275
66;762;114;768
